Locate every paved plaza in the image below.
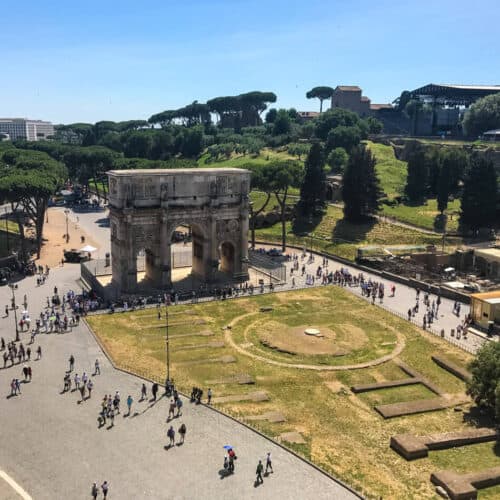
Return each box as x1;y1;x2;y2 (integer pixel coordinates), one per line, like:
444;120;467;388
0;265;357;499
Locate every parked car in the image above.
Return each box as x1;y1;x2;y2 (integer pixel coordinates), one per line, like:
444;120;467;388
64;249;90;263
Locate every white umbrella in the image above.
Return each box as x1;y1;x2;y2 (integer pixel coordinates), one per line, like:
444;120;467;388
79;245;97;253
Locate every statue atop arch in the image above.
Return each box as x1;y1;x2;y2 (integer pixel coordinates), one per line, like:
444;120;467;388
107;168;251;295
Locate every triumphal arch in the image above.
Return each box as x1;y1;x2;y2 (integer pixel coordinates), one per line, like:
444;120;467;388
107;168;251;295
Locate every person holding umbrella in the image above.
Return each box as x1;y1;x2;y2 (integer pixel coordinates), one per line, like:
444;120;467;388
223;446;236;473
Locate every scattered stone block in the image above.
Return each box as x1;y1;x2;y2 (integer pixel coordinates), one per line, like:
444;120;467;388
432;355;472;382
260;306;273;312
278;431;306;445
431;467;500;500
176;341;224;351
390;428;497;460
176;355;236;366
213;391;269;404
375;398;452;419
206;374;255;385
351;378;420;393
435;485;450;498
246;411;286;423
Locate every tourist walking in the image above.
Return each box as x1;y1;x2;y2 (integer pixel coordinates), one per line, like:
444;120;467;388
91;482;98;499
69;354;75;371
256;460;264;484
141;383;147;401
207;387;212;404
152;382;159;401
94;359;100;375
101;481;109;499
167;425;175;447
265;452;273;473
36;345;42;360
87;379;93;398
126;394;133;415
179;423;186;444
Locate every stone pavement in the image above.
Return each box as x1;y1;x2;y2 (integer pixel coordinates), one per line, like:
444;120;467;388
0;266;358;499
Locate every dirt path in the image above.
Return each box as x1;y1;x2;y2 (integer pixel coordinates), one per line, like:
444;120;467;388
36;208;100;268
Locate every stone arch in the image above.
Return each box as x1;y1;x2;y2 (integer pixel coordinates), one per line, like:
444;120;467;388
219;241;236;274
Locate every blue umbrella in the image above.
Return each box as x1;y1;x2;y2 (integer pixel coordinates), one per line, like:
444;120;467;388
223;445;232;450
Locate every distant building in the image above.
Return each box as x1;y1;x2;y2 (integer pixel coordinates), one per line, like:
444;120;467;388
483;129;500;142
297;111;320;121
331;86;371;116
0;118;54;141
470;291;500;331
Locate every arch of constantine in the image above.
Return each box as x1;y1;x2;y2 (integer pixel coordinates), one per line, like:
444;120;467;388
107;168;251;295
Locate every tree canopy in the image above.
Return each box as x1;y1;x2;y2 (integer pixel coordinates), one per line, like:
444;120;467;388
299;142;326;216
306;86;334;113
462;93;500;137
342;145;381;222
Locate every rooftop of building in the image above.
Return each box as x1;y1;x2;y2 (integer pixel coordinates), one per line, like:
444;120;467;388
335;85;362;92
360;96;371;102
0;118;53;123
471;290;500;301
370;103;393;110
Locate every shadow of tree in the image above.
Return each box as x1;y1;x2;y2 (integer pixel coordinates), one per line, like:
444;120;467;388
332;216;377;245
462;405;496;428
291;212;324;237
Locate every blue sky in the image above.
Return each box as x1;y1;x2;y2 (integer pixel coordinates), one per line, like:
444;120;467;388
1;0;499;124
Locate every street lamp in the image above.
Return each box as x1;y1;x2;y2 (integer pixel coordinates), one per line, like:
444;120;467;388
64;209;70;243
308;215;314;258
165;297;170;383
5;207;9;253
9;283;19;342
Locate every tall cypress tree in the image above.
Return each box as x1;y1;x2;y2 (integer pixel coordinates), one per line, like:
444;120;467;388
460;156;497;231
404;147;428;203
299;142;326;215
342;145;382;222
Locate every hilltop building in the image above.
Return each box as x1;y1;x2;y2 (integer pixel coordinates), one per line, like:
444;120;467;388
0;118;54;141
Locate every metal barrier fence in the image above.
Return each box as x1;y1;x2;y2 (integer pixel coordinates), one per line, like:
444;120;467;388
248;249;287;283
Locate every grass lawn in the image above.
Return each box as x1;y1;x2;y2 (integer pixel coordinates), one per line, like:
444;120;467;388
366;141;407;199
366;141;462;232
87;286;491;499
380;198;461;232
255;205;460;260
0;219;20;258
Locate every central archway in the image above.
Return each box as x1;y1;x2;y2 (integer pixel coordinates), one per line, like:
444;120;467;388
219;241;235;274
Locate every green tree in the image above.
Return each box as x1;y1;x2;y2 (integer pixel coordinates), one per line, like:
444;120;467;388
467;342;500;420
245;164;274;248
327;147;348;173
299;142;326;216
287;143;310;160
342;145;381;222
265;160;303;251
314;108;360;141
265;108;278;123
462;93;500;137
326;126;361;153
460;155;497;231
0;150;66;259
436;157;451;214
273;109;292;135
404;147;428;203
306;86;334;113
363;116;383;134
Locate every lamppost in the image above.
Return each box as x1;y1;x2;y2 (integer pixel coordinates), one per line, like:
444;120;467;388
9;282;19;342
64;209;70;243
308;215;314;258
5;207;9;253
165;297;170;382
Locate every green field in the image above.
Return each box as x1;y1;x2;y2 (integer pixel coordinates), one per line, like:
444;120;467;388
0;219;20;258
366;141;462;232
255;205;459;260
86;286;499;499
197;147;298;168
